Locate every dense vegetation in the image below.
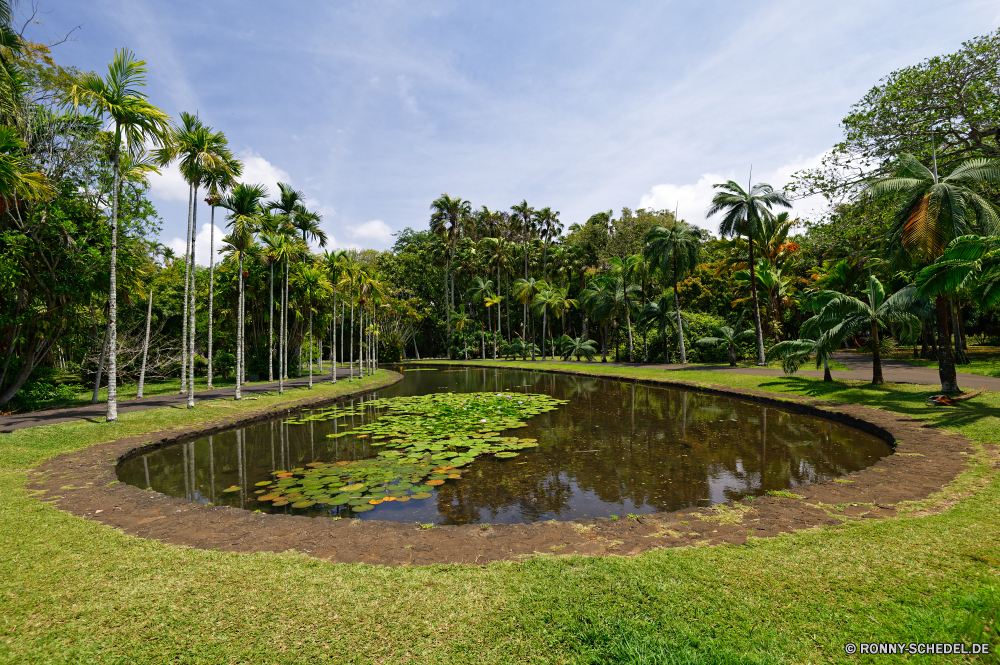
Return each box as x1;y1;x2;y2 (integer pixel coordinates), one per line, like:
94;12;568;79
2;13;999;413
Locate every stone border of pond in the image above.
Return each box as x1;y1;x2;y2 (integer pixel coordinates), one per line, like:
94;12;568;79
27;365;976;566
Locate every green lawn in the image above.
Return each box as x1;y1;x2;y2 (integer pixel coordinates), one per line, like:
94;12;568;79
845;346;1000;379
2;365;998;663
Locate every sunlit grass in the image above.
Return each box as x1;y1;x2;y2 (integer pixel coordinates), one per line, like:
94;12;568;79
2;365;998;663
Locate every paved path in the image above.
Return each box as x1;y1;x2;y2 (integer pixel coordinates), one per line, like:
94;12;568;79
0;369;362;433
427;354;1000;391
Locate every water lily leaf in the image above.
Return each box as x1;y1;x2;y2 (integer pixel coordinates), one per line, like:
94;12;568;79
447;474;462;479
257;494;280;501
291;500;316;509
272;499;290;506
339;483;365;492
223;486;241;493
410;492;433;499
368;498;384;505
426;479;445;486
330;495;352;505
351;504;374;512
495;452;519;458
395;496;411;502
254;480;273;487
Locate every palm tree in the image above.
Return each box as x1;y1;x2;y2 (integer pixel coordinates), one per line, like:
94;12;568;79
560;336;598;362
580;276;617;362
323;249;350;382
697;314;755;367
534;206;562;280
707;180;791;366
866;153;1000;392
511;200;535;339
156;112;235;406
812;276;919;385
645;221;702;364
219;183;268;399
430;194;470;357
467;276;494;360
71;48;172;422
202;149;242;390
531;282;557;361
337;259;362;381
449;305;472;360
512;277;541;360
640;295;687;364
608;257;641;362
295;263;332;388
484;293;503;359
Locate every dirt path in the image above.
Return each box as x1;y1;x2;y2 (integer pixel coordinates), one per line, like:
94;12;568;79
0;368;361;433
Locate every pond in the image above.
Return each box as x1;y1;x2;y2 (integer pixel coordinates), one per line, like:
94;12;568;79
117;366;892;525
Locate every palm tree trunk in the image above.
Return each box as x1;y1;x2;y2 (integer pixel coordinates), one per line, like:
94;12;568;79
181;183;192;395
414;336;421;360
308;308;313;388
137;288;153;398
284;259;290;381
935;295;959;393
348;296;354;382
870;320;883;385
268;261;274;382
673;270;686;364
951;299;967;364
188;184;199;409
602;323;607;362
625;304;635;363
331;288;337;383
236;253;243;400
747;234;766;365
359;304;364;378
445;254;452;358
207;205;216;390
822;355;832;382
92;321;109;404
278;260;285;394
106;148;121;422
541;308;547;361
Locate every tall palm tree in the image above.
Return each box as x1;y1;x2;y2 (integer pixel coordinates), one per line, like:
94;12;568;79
219;183;268;399
430;194;470;357
323;249;350;382
511;200;535;339
201;149;241;390
157;113;235;406
449;305;472;360
513;277;541;360
337;259;362;381
534;206;562;280
866;153;1000;392
295;263;332;388
644;221;703;364
707;179;791;366
467;276;494;360
608;256;641;362
71;48;172;422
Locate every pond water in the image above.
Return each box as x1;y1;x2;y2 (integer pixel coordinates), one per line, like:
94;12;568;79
117;366;892;525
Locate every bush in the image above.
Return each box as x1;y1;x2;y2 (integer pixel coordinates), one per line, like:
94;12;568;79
214;352;236;379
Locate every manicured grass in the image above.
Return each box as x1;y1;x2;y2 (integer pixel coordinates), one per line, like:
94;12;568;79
846;346;1000;378
2;365;998;663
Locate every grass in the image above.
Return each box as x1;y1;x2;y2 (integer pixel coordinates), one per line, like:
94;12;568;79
2;364;999;663
845;345;1000;378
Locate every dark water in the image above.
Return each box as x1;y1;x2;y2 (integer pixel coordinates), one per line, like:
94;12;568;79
118;366;892;524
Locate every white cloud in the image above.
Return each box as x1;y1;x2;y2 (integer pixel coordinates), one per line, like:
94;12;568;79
147;162;190;202
349;219;394;244
167;222;227;268
638;152;829;232
238;149;292;199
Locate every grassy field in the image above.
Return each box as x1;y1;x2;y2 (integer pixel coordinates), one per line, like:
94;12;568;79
849;345;1000;378
2;365;998;663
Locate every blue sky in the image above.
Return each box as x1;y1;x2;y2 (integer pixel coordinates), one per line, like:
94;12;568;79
35;0;1000;262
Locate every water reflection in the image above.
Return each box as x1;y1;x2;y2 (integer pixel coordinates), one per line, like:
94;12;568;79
118;367;891;524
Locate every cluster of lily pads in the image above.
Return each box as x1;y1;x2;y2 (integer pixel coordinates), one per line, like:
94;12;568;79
246;391;566;515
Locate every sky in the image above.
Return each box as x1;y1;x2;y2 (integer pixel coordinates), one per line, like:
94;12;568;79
33;0;1000;264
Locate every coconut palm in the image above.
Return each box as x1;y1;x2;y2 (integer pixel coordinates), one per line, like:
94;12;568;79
560;335;598;362
449;305;472;360
511;200;535;338
608;257;642;362
484;293;503;359
707;180;791;366
323;249;350;382
430;194;470;356
534;206;562;280
640;295;688;364
218;183;268;399
0;126;53;201
512;277;541;360
467;276;494;359
644;221;702;364
865;153;1000;392
71;48;172;422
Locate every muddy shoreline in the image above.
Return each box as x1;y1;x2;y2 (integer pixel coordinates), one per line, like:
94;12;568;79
28;368;975;566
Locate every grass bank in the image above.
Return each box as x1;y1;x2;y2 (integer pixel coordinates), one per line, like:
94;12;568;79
844;346;1000;379
2;365;998;663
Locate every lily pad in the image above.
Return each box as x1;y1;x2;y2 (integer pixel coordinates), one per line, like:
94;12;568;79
351;504;374;512
222;486;241;493
272;499;289;506
426;479;445;486
410;492;433;499
291;500;316;509
495;452;519;459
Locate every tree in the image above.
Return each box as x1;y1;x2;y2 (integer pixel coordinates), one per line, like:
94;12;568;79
512;276;541;360
707;180;791;366
866;153;1000;391
430;194;470;358
534;206;562;280
71;48;171;422
560;335;597;362
697;316;754;367
645;221;702;363
295;263;331;388
467;276;494;360
219;183;267;399
812;276;919;385
449;305;471;360
511;200;535;339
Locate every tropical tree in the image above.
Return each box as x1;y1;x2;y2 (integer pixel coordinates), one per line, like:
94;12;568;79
71;48;172;421
811;276;919;385
560;335;598;361
707;180;791;366
449;305;472;360
697;314;755;367
219;183;268;399
640;295;687;364
534;206;562;280
511;200;535;338
295;263;332;388
512;276;541;360
430;194;470;357
323;249;350;382
644;221;702;364
865;153;1000;392
467;276;494;359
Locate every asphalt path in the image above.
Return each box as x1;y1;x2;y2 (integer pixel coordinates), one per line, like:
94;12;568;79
0;368;361;433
